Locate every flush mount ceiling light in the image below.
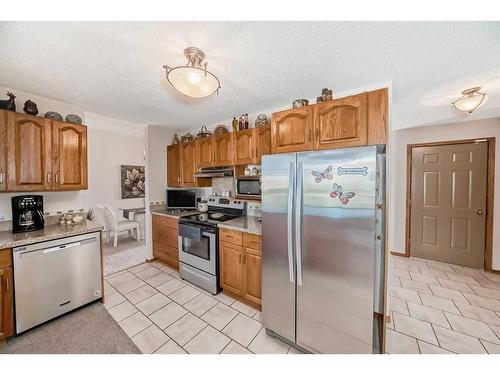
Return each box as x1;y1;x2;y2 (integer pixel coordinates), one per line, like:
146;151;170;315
163;47;221;99
452;87;488;113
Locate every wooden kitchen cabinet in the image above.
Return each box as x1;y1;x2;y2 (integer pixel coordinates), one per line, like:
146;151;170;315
196;137;213;169
313;93;368;150
233;125;271;165
5;111;53;191
52;121;88;190
220;241;243;295
0;249;14;341
0;110;88;193
271;106;313;154
152;214;179;269
219;228;262;306
212;133;233;167
254;125;271;161
167;144;181;187
233;129;254;165
180;141;196;186
0;111;6;192
271;88;388;153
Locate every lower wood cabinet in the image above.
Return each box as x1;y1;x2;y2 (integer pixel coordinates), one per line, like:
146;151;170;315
152;214;179;269
0;249;14;340
219;229;262;306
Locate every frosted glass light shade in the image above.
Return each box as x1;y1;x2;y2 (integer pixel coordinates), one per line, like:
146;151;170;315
452;87;488;113
167;66;220;98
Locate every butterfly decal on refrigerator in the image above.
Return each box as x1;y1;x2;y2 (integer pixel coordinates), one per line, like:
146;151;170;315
330;183;356;205
311;165;333;183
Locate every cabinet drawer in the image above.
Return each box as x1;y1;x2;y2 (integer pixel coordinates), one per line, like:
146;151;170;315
219;228;242;246
152;214;178;229
243;233;261;251
0;248;12;268
153;241;179;269
153;225;178;248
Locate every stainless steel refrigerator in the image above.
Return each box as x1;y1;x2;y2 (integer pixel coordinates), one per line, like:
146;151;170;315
261;145;386;354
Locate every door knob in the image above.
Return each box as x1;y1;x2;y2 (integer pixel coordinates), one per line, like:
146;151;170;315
476;210;484;215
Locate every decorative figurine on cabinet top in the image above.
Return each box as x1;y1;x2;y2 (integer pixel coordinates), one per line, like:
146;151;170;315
172;133;180;144
44;111;63;121
255;114;269;127
232;117;238;132
66;114;82;124
23;100;39;116
0;92;16;112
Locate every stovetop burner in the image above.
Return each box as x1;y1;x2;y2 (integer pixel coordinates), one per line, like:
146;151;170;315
179;196;246;228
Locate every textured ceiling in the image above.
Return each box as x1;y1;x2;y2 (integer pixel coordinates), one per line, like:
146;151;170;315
0;21;499;130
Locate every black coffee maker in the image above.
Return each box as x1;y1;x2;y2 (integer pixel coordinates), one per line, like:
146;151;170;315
12;195;45;233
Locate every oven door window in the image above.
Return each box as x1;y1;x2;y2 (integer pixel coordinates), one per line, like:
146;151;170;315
181;236;210;260
237;179;261;195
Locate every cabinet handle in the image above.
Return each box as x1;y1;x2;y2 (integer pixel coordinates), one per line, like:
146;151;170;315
309;129;312;141
55;173;58;183
47;173;52;183
315;128;319;140
5;278;9;291
0;172;3;184
238;254;242;263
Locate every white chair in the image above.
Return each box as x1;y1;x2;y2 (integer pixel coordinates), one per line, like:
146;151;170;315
97;204;140;247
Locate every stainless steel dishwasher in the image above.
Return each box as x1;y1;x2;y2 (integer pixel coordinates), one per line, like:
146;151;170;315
13;231;102;334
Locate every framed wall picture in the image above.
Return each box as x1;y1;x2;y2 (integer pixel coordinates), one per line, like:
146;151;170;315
121;165;145;199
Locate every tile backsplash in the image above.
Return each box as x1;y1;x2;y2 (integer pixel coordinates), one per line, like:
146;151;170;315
211;177;234;197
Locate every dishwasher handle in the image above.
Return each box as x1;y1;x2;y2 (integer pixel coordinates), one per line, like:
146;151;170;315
42;241;82;254
17;237;97;257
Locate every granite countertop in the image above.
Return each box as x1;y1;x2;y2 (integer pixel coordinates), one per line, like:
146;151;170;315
218;216;262;235
151;209;199;219
0;220;103;249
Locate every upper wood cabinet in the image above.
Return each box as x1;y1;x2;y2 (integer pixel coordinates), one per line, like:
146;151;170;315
167;144;181;186
180;141;196;186
196;137;213;169
0;112;6;192
52;121;88;190
271;88;388;154
271;106;313;154
233;125;272;165
0;110;88;193
233;129;254;165
6;112;53;191
313;93;367;150
255;125;271;161
213;133;233;167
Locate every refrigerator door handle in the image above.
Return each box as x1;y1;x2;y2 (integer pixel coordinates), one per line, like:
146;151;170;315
287;162;295;284
295;161;303;286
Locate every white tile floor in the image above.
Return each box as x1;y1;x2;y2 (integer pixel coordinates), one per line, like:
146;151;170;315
104;261;299;354
387;255;500;354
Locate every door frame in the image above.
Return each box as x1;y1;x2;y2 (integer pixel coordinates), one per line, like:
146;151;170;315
402;138;495;272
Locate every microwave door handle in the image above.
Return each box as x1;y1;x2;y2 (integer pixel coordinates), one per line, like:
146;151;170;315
37;210;45;223
287;162;295;284
295;161;303;286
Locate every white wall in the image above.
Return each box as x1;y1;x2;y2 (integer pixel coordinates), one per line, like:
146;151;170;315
388;117;500;270
0;86;146;222
144;125;174;259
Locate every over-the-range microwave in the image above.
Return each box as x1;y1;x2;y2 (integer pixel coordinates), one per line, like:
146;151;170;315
235;175;261;200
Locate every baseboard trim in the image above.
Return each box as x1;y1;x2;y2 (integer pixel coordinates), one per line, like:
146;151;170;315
390;251;409;257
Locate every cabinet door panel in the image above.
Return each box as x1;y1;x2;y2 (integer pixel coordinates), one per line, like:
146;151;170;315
272;107;312;154
6;112;52;191
180;141;196;186
0;267;14;340
167;144;181;186
213;133;233;166
0;111;6;191
196;138;213;169
313;94;367;150
242;248;262;305
255;125;271;162
52;121;88;190
233;129;254;165
220;241;242;295
367;88;388;145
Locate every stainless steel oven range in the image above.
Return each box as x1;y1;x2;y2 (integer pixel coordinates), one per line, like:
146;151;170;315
178;196;246;294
